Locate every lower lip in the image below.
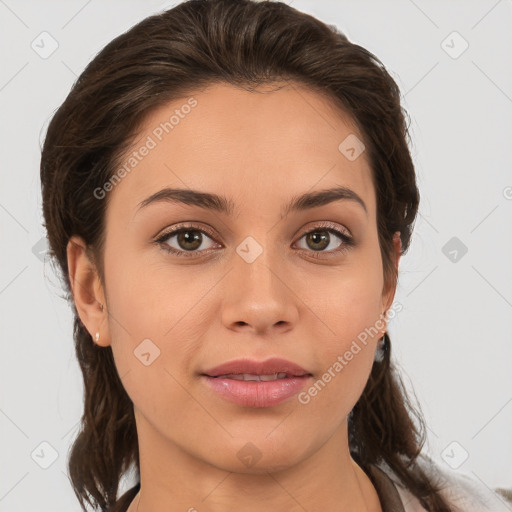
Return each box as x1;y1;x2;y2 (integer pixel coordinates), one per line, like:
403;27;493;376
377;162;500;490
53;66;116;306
201;375;312;408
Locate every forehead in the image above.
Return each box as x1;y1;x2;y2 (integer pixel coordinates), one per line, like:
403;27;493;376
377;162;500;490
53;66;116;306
108;81;375;220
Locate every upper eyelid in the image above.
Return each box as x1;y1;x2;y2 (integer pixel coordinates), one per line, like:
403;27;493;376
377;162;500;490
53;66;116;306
155;221;352;246
155;223;219;243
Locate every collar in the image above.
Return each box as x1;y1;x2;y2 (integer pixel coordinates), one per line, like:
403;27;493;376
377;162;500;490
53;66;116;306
366;463;406;512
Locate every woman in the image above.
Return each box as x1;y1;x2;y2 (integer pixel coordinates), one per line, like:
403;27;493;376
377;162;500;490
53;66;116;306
39;0;510;511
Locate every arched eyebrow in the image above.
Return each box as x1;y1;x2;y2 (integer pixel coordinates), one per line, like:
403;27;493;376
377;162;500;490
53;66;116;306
136;185;367;218
283;186;367;217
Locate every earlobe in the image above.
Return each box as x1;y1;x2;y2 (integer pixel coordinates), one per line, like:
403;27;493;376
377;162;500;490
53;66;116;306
67;235;111;347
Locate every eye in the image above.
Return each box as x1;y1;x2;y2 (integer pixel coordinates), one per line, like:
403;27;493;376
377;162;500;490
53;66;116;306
155;223;220;257
294;222;354;259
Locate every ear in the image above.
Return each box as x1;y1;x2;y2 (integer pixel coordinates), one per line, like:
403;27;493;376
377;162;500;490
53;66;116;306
67;235;111;347
379;231;402;331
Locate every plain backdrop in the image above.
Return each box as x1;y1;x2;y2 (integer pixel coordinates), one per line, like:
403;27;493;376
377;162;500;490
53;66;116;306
1;1;511;510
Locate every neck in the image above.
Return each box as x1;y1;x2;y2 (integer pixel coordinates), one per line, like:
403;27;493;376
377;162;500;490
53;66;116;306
126;413;382;512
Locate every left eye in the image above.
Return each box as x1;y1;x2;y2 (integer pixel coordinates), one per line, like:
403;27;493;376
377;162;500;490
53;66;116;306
295;228;351;253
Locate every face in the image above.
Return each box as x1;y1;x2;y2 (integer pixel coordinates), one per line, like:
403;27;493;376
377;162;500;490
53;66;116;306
76;82;399;474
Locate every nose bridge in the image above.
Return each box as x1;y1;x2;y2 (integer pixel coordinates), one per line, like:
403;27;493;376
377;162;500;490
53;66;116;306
233;234;284;298
221;234;298;332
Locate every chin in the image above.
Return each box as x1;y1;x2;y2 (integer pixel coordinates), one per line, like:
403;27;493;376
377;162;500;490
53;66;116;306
214;454;304;475
210;435;310;474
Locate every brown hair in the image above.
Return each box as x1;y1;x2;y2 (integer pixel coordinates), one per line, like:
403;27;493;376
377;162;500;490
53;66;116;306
40;0;452;510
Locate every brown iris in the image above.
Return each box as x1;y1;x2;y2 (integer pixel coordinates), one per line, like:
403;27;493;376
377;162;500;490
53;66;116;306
305;230;330;251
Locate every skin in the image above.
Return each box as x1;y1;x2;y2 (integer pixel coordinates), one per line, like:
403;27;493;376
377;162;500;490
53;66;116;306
67;82;401;512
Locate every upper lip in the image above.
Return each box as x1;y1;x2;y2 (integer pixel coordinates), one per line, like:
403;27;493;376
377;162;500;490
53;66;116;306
202;357;311;377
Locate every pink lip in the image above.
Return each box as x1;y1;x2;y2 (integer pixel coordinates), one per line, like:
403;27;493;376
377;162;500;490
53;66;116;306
201;357;311;377
202;375;312;407
200;357;313;408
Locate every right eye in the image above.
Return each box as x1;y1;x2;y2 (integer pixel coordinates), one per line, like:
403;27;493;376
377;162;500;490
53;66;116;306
155;224;221;258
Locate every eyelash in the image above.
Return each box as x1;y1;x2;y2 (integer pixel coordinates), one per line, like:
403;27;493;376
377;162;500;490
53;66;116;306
154;221;354;260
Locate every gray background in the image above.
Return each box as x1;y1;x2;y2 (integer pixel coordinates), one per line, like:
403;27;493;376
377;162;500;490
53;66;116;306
1;0;511;510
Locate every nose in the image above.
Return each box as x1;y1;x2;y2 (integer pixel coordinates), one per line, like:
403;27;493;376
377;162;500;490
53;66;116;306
221;244;299;336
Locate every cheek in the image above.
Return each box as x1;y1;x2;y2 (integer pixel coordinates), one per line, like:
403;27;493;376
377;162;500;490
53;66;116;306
296;302;379;430
303;255;384;350
297;253;384;410
104;243;197;338
102;251;215;411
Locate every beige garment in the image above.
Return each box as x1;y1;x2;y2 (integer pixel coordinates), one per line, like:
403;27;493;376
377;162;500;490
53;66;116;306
370;454;512;512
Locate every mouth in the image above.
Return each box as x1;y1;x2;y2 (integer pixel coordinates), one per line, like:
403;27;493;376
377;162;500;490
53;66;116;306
200;358;313;407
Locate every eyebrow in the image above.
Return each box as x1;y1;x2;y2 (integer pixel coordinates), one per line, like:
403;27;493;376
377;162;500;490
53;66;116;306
136;185;368;218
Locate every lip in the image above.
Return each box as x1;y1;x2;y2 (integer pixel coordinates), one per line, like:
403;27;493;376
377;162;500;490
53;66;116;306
200;357;313;408
201;357;311;378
